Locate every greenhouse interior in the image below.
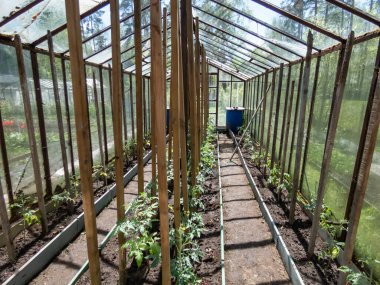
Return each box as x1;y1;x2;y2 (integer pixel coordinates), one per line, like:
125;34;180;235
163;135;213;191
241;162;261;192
0;0;379;284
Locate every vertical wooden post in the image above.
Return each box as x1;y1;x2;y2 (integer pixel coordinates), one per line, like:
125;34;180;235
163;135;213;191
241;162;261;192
110;0;127;281
151;0;171;282
260;71;269;153
287;61;304;174
279;65;292;163
308;32;354;252
143;78;147;136
215;70;220;126
121;73;128;142
134;0;144;194
14;35;48;234
343;39;380;235
194;17;201;175
180;0;190;148
289;31;313;224
170;0;181;244
202;46;207;139
129;73;135;141
47;31;70;192
0;107;14;210
65;1;101;283
179;23;189;213
31;49;53;197
264;70;276;174
186;6;197;186
61;57;75;175
98;66;109;163
270;63;284;168
163;6;168;131
299;54;321;190
0;177;15;261
92;72;105;168
280;81;295;182
338;50;380;285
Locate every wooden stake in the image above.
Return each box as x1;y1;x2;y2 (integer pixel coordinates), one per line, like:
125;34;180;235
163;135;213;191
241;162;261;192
47;31;70;193
270;63;284;168
61;57;75;175
151;0;170;282
280;80;295;182
179;20;189;213
31;50;53;198
278;65;292;163
110;0;126;280
264;70;276;175
92;72;105;168
287;61;304;174
338;48;380;285
186;2;197;186
135;0;144;194
64;0;101;283
0;177;15;261
14;35;48;234
343;39;380;236
195;18;201;176
98;66;109;163
129;73;135;140
170;0;181;243
289;31;313;225
259;71;269;153
308;32;354;253
299;54;321;190
121;73;128;141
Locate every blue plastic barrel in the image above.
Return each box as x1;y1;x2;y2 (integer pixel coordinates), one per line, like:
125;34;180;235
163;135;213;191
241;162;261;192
226;107;245;133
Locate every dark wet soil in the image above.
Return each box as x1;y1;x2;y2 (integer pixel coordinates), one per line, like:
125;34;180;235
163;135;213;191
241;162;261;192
0;160;137;284
241;144;339;285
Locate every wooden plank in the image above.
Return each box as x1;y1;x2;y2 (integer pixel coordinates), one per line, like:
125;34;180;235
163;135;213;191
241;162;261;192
134;0;144;194
47;31;70;193
61;58;75;175
289;31;313;224
338;48;380;285
92;72;105;168
110;0;127;281
151;0;171;282
299;54;321;191
30;50;53;198
270;63;284;168
64;0;101;283
14;35;48;234
98;66;109;163
308;32;355;253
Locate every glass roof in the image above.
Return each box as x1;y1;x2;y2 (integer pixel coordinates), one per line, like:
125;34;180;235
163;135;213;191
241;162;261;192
0;0;378;79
